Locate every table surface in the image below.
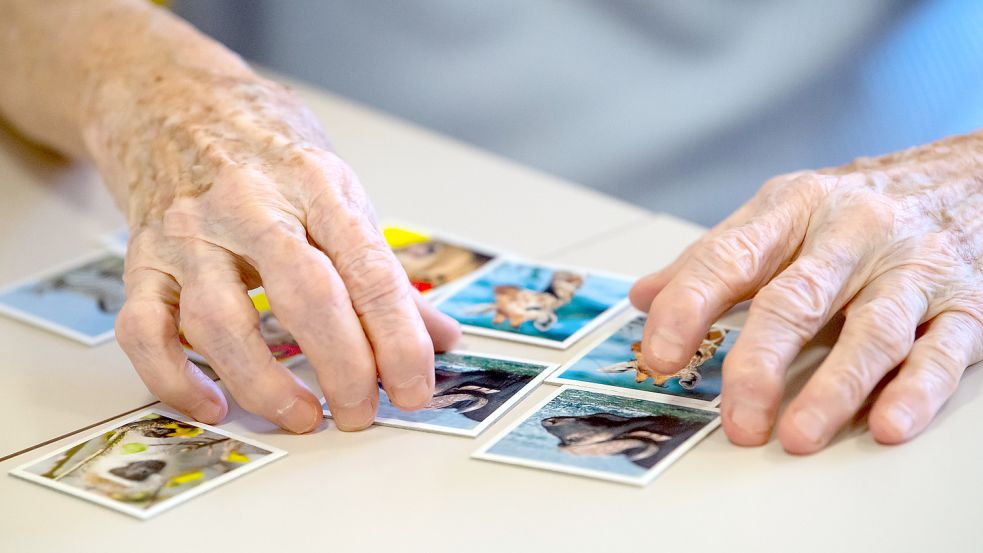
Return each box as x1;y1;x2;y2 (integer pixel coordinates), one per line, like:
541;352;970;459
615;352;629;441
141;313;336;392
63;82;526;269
1;73;980;553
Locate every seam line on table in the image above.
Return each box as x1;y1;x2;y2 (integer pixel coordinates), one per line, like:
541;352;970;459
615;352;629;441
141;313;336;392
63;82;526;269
539;214;653;262
0;400;161;464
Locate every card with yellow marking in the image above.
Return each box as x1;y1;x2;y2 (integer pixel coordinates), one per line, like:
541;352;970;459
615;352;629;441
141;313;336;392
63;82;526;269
9;410;285;519
180;289;305;367
383;222;500;297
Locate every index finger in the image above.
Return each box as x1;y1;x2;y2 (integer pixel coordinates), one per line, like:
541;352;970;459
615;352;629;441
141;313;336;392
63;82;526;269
638;175;826;375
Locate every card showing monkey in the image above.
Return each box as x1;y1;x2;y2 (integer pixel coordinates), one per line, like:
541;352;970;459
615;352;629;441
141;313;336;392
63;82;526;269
321;351;556;437
10;410;285;519
433;258;632;349
547;314;738;406
0;251;125;345
179;289;305;367
383;223;499;297
473;386;719;486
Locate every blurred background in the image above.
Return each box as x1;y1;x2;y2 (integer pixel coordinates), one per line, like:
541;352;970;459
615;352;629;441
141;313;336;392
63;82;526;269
174;0;983;226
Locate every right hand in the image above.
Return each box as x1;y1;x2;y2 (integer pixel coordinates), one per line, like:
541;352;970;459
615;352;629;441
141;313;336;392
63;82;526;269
93;68;460;433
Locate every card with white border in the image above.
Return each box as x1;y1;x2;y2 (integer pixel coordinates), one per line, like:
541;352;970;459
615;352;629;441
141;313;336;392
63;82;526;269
473;385;719;486
433;257;632;349
0;251;125;345
382;221;504;299
322;350;557;437
10;410;286;520
546;313;739;407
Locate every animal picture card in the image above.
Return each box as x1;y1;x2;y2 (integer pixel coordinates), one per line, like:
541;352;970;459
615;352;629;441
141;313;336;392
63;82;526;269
10;411;285;520
433;258;632;349
322;351;556;437
179;289;304;367
0;251;125;345
547;315;738;406
473;386;719;486
383;222;500;297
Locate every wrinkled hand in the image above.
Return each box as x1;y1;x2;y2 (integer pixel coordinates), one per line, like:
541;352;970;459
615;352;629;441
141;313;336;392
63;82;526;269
88;70;460;432
630;134;983;453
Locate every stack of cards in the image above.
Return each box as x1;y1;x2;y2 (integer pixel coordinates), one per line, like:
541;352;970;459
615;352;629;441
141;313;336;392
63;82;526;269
7;221;740;519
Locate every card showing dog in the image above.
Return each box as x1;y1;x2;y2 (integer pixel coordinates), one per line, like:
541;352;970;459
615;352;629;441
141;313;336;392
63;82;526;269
383;222;500;297
0;252;125;345
179;289;305;367
10;411;285;519
547;315;738;406
473;386;719;486
433;258;632;349
322;351;556;437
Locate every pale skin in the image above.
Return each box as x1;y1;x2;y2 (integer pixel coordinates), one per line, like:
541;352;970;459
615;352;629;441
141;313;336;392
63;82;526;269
2;1;980;453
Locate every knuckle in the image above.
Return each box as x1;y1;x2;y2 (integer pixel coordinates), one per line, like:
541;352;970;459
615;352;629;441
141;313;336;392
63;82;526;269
114;303;142;349
334;242;409;314
248;218;308;258
840;189;897;237
849;296;916;360
694;224;770;294
912;341;963;397
826;363;873;406
752;273;830;341
181;291;254;348
761;172;830;207
726;345;785;387
305;161;372;229
115;301;168;355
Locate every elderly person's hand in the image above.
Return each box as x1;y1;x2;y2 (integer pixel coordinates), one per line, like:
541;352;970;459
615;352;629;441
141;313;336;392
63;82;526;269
631;135;983;453
1;0;460;433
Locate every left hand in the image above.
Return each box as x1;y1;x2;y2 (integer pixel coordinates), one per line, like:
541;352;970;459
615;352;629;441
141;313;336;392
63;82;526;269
630;132;983;453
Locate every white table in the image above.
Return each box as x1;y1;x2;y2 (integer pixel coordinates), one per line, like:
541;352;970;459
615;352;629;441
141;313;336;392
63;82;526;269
1;74;980;553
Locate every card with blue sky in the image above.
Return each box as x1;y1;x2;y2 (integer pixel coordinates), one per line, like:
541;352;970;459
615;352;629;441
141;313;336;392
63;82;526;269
10;410;286;520
0;251;125;345
322;351;557;437
546;313;739;407
433;257;632;349
473;386;720;486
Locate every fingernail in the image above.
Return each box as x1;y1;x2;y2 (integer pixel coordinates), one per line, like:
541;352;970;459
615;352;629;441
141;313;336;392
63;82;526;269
649;327;687;367
391;374;431;409
791;408;827;445
885;403;915;436
190;398;223;424
276;396;320;434
334;397;375;431
730;401;772;436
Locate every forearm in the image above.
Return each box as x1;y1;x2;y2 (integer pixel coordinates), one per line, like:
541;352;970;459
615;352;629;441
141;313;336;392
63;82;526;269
0;0;253;173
